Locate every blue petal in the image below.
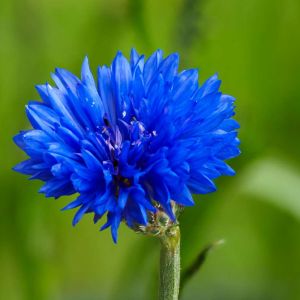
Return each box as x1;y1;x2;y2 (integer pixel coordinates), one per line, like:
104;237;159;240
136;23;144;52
144;49;163;89
187;173;217;194
118;188;129;209
172;185;195;206
61;198;82;211
111;212;121;243
54;67;80;97
197;73;221;97
97;66;116;126
172;69;198;102
13;159;39;175
129;186;156;212
72;203;90;226
157;53;179;83
80;57;105;126
111;51;132;115
130;48;141;70
26;103;59;134
81;149;102;170
39;178;74;198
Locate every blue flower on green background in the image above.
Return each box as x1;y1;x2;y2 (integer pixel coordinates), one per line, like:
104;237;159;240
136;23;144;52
14;49;240;242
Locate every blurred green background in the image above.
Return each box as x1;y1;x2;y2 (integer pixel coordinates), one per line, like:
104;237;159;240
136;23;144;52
1;0;300;299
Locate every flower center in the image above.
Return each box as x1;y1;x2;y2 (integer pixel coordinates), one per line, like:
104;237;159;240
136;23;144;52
117;175;132;187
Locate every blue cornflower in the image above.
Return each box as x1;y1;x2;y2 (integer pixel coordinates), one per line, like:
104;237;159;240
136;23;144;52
13;49;240;242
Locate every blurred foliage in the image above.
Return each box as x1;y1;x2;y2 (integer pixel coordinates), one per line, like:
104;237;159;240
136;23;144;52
1;0;300;299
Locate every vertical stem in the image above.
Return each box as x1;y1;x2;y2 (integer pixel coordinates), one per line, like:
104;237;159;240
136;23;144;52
159;226;180;300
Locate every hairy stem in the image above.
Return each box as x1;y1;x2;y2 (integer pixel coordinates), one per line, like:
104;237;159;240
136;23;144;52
159;226;180;300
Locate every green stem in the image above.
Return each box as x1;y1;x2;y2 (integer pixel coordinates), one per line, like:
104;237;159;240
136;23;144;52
159;226;180;300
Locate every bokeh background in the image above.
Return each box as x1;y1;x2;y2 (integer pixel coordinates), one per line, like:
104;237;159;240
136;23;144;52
1;0;300;299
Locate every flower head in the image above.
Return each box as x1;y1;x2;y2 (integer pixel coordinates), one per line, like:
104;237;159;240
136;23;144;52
14;49;240;242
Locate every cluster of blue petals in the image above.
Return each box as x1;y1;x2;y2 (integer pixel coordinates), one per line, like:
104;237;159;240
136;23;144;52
14;49;240;242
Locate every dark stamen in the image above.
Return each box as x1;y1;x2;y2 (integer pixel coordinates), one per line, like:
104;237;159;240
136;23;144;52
104;118;110;127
